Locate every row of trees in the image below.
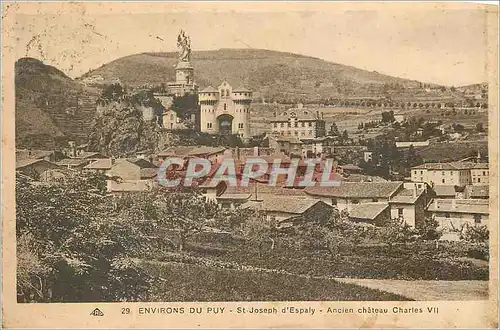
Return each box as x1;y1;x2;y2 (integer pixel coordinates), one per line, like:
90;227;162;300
16;172;262;302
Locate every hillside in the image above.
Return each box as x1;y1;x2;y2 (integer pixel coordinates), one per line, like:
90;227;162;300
80;49;427;101
15;58;99;149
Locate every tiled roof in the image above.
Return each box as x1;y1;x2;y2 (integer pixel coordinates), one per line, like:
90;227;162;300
225;182;307;197
349;202;389;220
242;196;323;214
340;164;363;171
233;87;252;93
216;193;252;200
16;158;60;169
158;146;197;157
75;152;107;159
125;158;158;168
271;108;321;122
140;168;159;179
188;146;227;156
200;86;218;93
16;149;55;161
56;158;89;166
433;185;457;197
472;163;489;169
412;161;487;170
466;185;489;198
107;180;151;193
305;182;403;199
388;188;424;204
84;159;113;170
427;199;489;214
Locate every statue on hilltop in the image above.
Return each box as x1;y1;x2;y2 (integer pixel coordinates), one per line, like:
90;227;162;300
177;30;191;62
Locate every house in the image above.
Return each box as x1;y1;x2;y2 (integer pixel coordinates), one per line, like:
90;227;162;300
426;199;489;231
470;163;489;185
216;193;252;209
270;104;326;139
464;185;489;199
106;158;158;181
338;164;363;175
106;179;153;194
388;186;429;228
304;181;403;213
56;158;90;170
74;152;108;161
410;162;473;186
157;146;226;163
348;202;390;226
16;159;61;180
16;149;66;163
432;185;458;199
84;158;114;172
242;196;334;228
363;151;373;162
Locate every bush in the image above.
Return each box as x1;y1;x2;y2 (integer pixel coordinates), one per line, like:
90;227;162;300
462;225;489;243
467;244;489;261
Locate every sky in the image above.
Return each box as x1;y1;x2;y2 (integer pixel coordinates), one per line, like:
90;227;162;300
10;3;490;86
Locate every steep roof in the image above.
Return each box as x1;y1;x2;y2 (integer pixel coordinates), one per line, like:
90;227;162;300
349;202;389;220
16;149;55;161
16;158;60;170
242;197;324;215
271;108;322;122
305;182;403;199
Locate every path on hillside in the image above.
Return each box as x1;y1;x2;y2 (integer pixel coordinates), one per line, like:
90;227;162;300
136;256;488;301
334;278;488;301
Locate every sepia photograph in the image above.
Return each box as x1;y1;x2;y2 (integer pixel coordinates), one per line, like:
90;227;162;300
2;1;498;328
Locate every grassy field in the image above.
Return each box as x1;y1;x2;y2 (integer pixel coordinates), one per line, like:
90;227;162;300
139;260;410;301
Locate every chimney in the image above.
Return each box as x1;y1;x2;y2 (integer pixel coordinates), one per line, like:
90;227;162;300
253;146;259;156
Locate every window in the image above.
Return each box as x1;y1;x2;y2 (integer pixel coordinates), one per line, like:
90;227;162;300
223;103;227;111
474;214;482;224
398;208;404;217
442;171;445;176
308;122;312;127
331;198;337;206
420;171;423;175
273;123;277;128
294;131;298;136
301;122;305;127
287;122;291;128
226;89;230;96
207;122;212;129
351;199;359;204
413;170;417;175
441;179;445;184
445;213;450;219
294;122;298;128
478;178;481;183
483;171;487;176
450;171;453;175
280;123;284;128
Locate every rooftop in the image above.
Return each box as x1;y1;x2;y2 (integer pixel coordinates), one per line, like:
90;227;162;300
305;182;403;199
433;185;457;197
242;196;322;215
388;188;424;204
16;158;60;169
465;185;489;198
200;86;218;93
412;161;488;170
349;202;389;220
56;158;89;167
427;198;489;214
84;158;113;170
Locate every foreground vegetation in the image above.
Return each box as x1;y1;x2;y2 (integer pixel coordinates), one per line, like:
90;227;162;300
140;260;409;301
16;173;489;302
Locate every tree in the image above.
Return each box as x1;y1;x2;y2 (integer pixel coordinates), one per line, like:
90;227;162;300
475;122;485;132
155;190;220;252
417;216;441;240
16;172;154;302
342;130;349;142
379;218;413;249
329;123;340;136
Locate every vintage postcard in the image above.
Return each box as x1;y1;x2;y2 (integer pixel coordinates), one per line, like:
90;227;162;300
2;1;498;328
